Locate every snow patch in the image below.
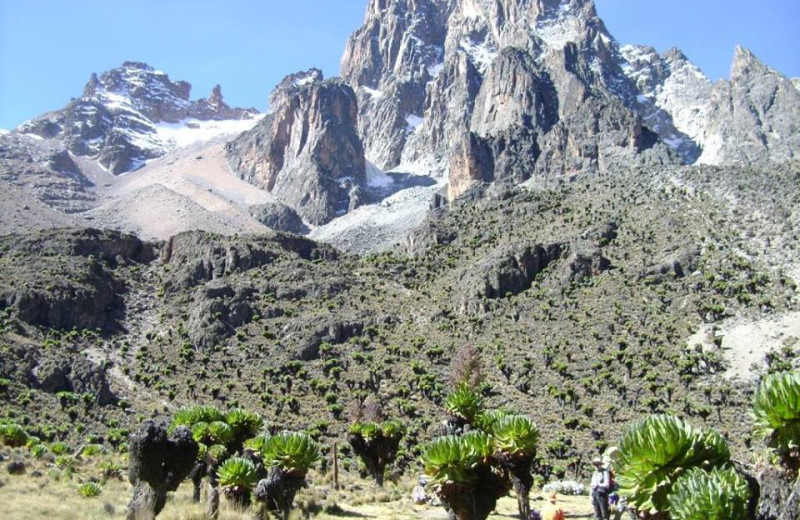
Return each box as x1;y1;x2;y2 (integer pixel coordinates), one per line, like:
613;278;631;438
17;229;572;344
362;86;384;99
688;312;800;380
534;10;581;50
405;115;424;133
428;62;445;78
310;174;445;254
155;116;263;148
460;37;497;73
366;161;394;188
295;76;316;87
697;133;724;165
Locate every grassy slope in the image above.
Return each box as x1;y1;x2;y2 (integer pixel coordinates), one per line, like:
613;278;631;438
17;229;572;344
0;163;798;488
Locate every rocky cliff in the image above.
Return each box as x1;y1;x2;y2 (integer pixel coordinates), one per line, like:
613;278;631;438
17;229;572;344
698;46;800;166
340;0;682;200
340;0;799;202
225;70;366;225
17;62;259;174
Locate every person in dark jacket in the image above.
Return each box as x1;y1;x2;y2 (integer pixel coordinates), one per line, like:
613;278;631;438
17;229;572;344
590;458;611;520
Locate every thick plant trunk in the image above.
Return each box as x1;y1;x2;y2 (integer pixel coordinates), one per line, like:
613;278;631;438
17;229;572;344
512;476;530;520
439;467;510;520
126;482;166;520
254;467;307;520
208;485;220;520
190;462;205;503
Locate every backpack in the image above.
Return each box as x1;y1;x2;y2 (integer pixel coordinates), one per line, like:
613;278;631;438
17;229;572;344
608;469;618;492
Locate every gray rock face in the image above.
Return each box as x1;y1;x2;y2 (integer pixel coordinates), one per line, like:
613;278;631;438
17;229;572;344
31;355;116;406
249;202;306;234
341;0;681;201
226;70;366;225
17;62;259;174
457;243;564;314
0;133;95;213
619;45;712;162
187;283;255;349
698;46;800;166
161;231;338;291
0;228;155;331
757;465;800;520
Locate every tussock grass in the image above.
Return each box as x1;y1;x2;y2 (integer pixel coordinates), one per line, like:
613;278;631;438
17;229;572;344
0;460;593;519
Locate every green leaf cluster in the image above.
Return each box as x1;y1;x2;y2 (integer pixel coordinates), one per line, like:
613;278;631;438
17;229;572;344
421;432;495;485
445;384;484;424
217;457;259;491
668;466;752;520
751;371;800;468
0;423;29;447
616;414;730;513
492;415;539;457
258;433;320;474
77;482;102;498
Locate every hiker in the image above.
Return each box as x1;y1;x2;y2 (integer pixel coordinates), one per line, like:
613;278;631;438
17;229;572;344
590;458;611;520
540;492;565;520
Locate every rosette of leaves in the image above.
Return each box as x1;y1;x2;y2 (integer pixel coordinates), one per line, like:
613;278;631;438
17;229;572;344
245;434;272;454
226;408;264;450
445;384;485;428
751;370;800;472
616;415;731;515
254;432;320;520
348;420;406;486
0;423;29;447
476;409;513;431
260;433;320;474
77;482;102;498
421;432;509;520
492;415;539;520
667;467;752;520
169;405;224;433
217;457;260;507
192;421;234;449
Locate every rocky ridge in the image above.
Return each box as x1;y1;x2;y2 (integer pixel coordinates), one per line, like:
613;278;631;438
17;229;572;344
339;0;799;201
16;61;259;174
225;70;366;225
698;46;800;166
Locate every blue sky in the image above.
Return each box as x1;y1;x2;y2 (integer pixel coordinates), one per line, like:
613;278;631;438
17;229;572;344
1;0;798;129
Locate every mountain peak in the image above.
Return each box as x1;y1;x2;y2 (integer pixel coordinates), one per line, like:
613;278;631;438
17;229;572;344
730;45;770;82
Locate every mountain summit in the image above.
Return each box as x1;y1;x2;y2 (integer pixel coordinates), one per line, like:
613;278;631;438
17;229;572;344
1;0;799;246
17;62;259;174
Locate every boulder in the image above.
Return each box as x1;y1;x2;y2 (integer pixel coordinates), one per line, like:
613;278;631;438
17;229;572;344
250;203;307;234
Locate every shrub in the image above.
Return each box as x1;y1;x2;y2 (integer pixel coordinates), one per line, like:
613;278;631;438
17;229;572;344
254;432;320;520
81;444;105;457
50;442;70;455
751;370;800;472
445;384;484;426
217;457;259;507
421;433;509;520
225;408;264;447
492;415;539;519
542;480;587;496
615;414;730;514
0;423;29;447
668;467;752;520
169;405;224;432
77;482;102;498
259;432;320;474
348;420;405;486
